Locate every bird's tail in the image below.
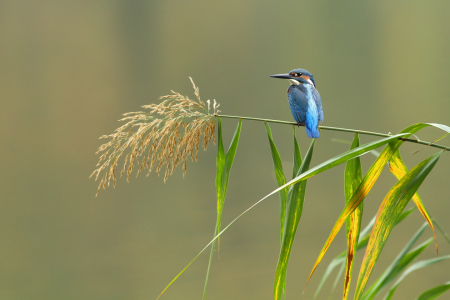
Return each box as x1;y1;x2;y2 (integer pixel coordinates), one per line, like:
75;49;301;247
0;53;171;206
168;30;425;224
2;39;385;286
305;127;320;138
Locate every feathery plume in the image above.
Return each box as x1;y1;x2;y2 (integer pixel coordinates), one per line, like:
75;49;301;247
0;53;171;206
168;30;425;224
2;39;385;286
91;78;218;195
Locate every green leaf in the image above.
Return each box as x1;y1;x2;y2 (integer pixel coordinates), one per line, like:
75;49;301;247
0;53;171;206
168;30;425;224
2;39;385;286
274;139;315;300
362;223;430;300
343;134;363;300
217;118;242;234
265;122;288;244
389;150;437;252
383;256;450;300
204;118;242;300
215;117;225;221
354;151;442;300
306;122;449;287
416;281;450;300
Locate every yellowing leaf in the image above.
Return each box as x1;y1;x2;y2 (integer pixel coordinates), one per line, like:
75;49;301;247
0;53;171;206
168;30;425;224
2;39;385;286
343;134;363;300
389;150;437;253
354;151;442;300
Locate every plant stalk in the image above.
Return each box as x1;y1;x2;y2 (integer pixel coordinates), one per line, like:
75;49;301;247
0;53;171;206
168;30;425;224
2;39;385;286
215;114;449;151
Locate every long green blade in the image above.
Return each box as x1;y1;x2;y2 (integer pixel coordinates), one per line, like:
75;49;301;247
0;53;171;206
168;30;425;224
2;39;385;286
215;117;225;220
354;151;442;300
265;122;288;244
274;139;315;300
383;256;450;300
203;117;226;299
343;133;363;300
217;119;242;234
416;281;450;300
204;118;242;300
362;223;430;300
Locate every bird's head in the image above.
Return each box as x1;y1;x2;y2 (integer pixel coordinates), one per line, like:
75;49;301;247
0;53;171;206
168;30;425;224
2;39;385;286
270;68;316;87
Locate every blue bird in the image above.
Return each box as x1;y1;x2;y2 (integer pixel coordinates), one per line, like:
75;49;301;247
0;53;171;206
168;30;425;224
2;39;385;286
270;69;323;138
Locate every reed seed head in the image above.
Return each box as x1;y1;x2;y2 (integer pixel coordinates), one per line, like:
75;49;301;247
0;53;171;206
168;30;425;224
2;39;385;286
91;78;218;196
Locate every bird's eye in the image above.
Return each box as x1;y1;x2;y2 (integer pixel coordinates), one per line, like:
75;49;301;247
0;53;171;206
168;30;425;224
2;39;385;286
298;73;302;76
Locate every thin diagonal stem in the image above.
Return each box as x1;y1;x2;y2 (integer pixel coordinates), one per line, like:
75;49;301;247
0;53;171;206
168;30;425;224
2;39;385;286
215;114;449;151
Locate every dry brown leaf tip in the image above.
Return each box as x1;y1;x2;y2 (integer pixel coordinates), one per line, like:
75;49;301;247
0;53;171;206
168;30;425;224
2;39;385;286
91;78;218;196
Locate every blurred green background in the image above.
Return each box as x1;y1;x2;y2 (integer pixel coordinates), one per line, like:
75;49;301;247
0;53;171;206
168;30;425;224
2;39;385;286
1;1;450;299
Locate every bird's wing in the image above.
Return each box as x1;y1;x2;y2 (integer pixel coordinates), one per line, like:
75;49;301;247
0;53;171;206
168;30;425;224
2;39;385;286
288;86;308;124
313;88;323;122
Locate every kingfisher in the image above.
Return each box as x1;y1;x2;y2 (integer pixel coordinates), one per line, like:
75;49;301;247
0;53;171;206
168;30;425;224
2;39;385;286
270;69;323;138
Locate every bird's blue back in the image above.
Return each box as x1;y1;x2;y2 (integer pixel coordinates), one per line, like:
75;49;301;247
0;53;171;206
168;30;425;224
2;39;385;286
288;84;323;138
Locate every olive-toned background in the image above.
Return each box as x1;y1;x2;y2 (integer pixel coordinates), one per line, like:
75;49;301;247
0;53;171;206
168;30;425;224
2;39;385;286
1;1;450;299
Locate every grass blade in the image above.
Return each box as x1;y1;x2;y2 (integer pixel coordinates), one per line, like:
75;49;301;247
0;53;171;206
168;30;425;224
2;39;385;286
389;150;437;252
343;134;363;300
383;256;450;300
265;122;288;244
354;151;442;300
274;139;315;300
416;281;450;300
202;117;226;299
217;119;242;235
204;118;242;299
215;117;225;232
362;223;430;300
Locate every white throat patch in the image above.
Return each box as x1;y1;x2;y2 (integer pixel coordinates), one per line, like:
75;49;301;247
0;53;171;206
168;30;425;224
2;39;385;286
288;78;315;88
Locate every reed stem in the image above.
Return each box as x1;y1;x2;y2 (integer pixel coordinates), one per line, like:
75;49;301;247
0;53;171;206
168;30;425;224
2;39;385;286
215;114;449;151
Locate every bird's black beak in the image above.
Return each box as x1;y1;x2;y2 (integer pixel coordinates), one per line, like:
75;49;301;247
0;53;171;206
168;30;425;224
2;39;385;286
270;73;292;79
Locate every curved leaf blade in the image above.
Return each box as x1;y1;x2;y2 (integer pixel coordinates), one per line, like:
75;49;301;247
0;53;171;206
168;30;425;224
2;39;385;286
274;140;315;300
217;119;242;234
265;122;288;244
343;134;363;300
204;118;242;299
215;117;225;220
389;150;437;252
276;133;409;200
354;151;442;300
416;281;450;300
